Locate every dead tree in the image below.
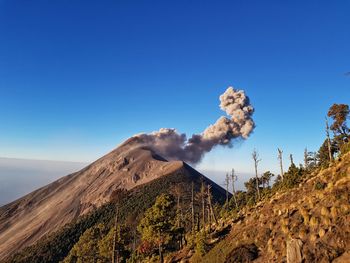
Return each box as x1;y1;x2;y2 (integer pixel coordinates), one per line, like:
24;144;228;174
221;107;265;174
224;173;230;206
304;148;308;169
230;168;238;209
191;181;195;234
171;183;183;228
196;213;200;232
278;148;284;179
325;117;333;164
252;150;261;201
289;154;294;166
207;194;211;226
200;178;206;228
207;184;217;225
207;203;211;226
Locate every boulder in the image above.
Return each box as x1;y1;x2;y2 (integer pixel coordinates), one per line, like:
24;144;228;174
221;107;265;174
286;238;303;263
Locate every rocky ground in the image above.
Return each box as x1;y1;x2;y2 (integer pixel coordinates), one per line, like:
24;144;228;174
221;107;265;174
174;153;350;263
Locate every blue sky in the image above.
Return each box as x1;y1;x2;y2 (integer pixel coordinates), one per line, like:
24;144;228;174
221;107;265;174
0;1;349;179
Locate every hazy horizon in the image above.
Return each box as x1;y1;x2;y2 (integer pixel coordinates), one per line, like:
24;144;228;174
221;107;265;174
0;156;252;206
0;157;86;205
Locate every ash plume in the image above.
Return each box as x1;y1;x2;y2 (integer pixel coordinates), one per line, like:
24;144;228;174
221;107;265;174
134;86;255;164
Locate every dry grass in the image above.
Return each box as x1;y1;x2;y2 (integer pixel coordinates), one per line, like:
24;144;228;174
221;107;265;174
188;153;350;263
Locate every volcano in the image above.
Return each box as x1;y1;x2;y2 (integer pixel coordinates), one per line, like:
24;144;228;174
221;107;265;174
0;137;226;260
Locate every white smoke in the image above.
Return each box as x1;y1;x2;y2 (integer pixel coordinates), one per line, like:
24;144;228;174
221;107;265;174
134;86;255;164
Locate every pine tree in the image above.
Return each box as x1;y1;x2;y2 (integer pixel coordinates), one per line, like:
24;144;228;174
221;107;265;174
137;194;177;263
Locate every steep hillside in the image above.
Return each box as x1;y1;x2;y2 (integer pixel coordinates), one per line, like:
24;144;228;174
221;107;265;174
189;153;350;263
4;169;226;263
0;137;226;260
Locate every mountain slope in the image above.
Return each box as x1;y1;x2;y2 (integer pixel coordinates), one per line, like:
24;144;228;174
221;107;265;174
0;137;226;260
189;153;350;263
4;168;226;263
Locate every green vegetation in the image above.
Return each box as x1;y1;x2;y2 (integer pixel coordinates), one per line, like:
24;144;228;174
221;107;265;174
62;223;110;263
273;163;303;190
137;194;179;262
5;170;225;263
194;231;208;256
314;180;327;190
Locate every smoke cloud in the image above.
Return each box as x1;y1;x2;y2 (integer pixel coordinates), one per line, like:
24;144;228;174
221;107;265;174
134;86;255;164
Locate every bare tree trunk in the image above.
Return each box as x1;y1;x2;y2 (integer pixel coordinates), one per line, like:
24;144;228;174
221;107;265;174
304;148;308;169
207;203;211;226
252;150;261;201
290;154;294;166
196;213;200;232
231;169;238;209
201;180;206;228
191;181;195;234
207;185;217;224
326;117;333;164
278;148;284;180
225;173;229;206
172;184;182;228
254;162;260;200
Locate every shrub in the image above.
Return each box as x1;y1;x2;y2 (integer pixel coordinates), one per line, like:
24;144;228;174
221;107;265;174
340;141;350;156
314;181;326;190
195;232;208;256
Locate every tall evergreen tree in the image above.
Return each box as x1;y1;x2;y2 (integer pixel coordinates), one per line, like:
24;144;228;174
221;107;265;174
137;194;177;263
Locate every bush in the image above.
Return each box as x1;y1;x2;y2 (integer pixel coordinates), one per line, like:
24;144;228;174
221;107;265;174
340;141;350;156
314;181;326;190
195;232;208;256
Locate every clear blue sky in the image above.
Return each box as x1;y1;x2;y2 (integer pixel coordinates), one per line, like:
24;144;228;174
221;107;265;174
0;0;349;177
